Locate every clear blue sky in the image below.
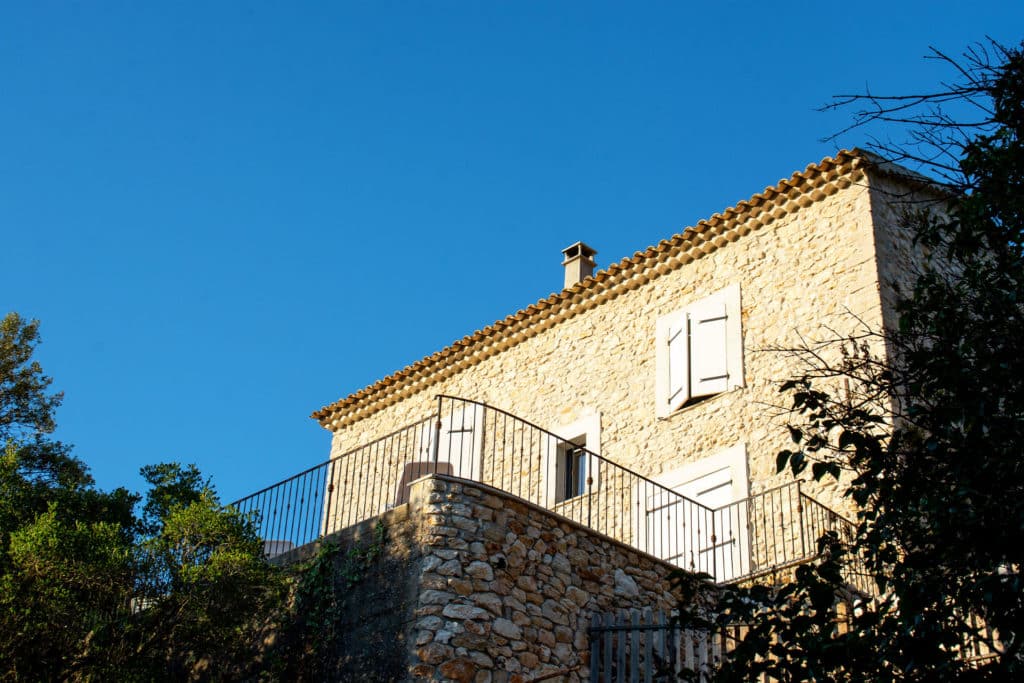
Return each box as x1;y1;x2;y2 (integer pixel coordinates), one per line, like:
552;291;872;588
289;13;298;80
2;2;1021;503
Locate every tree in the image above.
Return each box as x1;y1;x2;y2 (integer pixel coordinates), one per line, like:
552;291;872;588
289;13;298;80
0;313;137;679
0;313;287;680
121;464;286;680
679;40;1024;681
0;313;131;533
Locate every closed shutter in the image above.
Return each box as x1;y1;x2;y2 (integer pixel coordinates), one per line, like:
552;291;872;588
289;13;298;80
647;443;751;581
674;465;747;580
434;407;482;480
667;314;690;411
677;466;733;509
688;295;730;398
396;408;482;505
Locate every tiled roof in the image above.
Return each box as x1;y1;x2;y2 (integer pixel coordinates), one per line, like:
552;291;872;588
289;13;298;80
313;149;879;429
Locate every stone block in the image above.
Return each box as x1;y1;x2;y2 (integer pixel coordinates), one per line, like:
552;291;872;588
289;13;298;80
466;561;494;581
492;617;522;639
442;603;490;621
417;641;452;665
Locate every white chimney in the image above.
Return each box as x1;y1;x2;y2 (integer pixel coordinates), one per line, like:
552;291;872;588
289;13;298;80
561;242;598;289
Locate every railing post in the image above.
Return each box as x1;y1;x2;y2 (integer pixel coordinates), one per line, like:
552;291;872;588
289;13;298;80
796;481;806;559
586;453;593;529
323;460;336;540
710;513;718;581
432;395;443;475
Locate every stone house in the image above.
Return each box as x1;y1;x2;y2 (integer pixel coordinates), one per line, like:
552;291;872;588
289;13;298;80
237;149;932;681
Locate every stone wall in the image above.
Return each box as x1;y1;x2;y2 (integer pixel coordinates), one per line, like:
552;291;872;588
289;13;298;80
276;498;426;681
409;475;680;682
322;166;924;524
301;474;683;682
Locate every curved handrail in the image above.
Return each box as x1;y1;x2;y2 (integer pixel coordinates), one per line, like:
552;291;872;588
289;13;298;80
434;394;716;516
231;415;433;507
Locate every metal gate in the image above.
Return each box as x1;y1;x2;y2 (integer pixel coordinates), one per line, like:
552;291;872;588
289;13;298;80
587;609;726;683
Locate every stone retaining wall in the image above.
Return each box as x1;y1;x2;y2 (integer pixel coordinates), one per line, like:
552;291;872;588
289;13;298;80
408;475;680;682
302;474;683;681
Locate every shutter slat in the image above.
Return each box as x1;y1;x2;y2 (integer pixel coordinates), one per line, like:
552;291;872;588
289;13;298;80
689;297;729;398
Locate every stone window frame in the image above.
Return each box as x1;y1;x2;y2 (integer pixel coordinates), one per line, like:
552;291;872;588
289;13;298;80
654;442;750;505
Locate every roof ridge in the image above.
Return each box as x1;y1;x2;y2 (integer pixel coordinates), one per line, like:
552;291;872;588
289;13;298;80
312;149;871;428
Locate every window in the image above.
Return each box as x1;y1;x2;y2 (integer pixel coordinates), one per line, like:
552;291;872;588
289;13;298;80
543;411;601;507
655;284;743;418
558;441;589;502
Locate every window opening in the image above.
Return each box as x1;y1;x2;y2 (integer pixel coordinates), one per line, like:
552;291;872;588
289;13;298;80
561;443;589;501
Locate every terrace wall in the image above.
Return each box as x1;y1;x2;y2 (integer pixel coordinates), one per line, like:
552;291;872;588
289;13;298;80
306;474;683;682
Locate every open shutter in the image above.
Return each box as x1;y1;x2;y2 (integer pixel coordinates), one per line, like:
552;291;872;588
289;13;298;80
666;313;690;411
656;284;741;417
689;295;730;398
542;433;560;507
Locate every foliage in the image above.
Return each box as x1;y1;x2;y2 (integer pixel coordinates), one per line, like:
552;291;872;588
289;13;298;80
123;487;286;680
276;519;388;681
0;313;62;443
0;314;131;543
0;311;395;680
138;462;210;536
0;312;288;681
680;40;1024;681
1;503;136;680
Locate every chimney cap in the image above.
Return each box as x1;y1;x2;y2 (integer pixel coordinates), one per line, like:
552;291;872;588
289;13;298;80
561;241;598;264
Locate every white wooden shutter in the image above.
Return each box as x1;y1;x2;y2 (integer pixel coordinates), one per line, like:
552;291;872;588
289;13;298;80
651;443;750;581
677;466;734;509
542;433;560;507
667;313;690;411
676;466;746;580
656;284;741;417
434;407;483;480
688;295;730;398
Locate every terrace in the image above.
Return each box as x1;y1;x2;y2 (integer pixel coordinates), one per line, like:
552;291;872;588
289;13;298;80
233;395;864;588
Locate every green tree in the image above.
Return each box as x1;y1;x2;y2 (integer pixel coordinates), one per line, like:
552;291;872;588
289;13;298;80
0;313;137;679
121;465;286;680
0;313;287;681
0;313;134;537
679;40;1024;681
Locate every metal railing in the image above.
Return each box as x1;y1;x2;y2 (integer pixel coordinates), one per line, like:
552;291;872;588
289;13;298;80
589;608;746;683
232;416;434;553
731;483;870;592
589;604;998;681
232;395;865;587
